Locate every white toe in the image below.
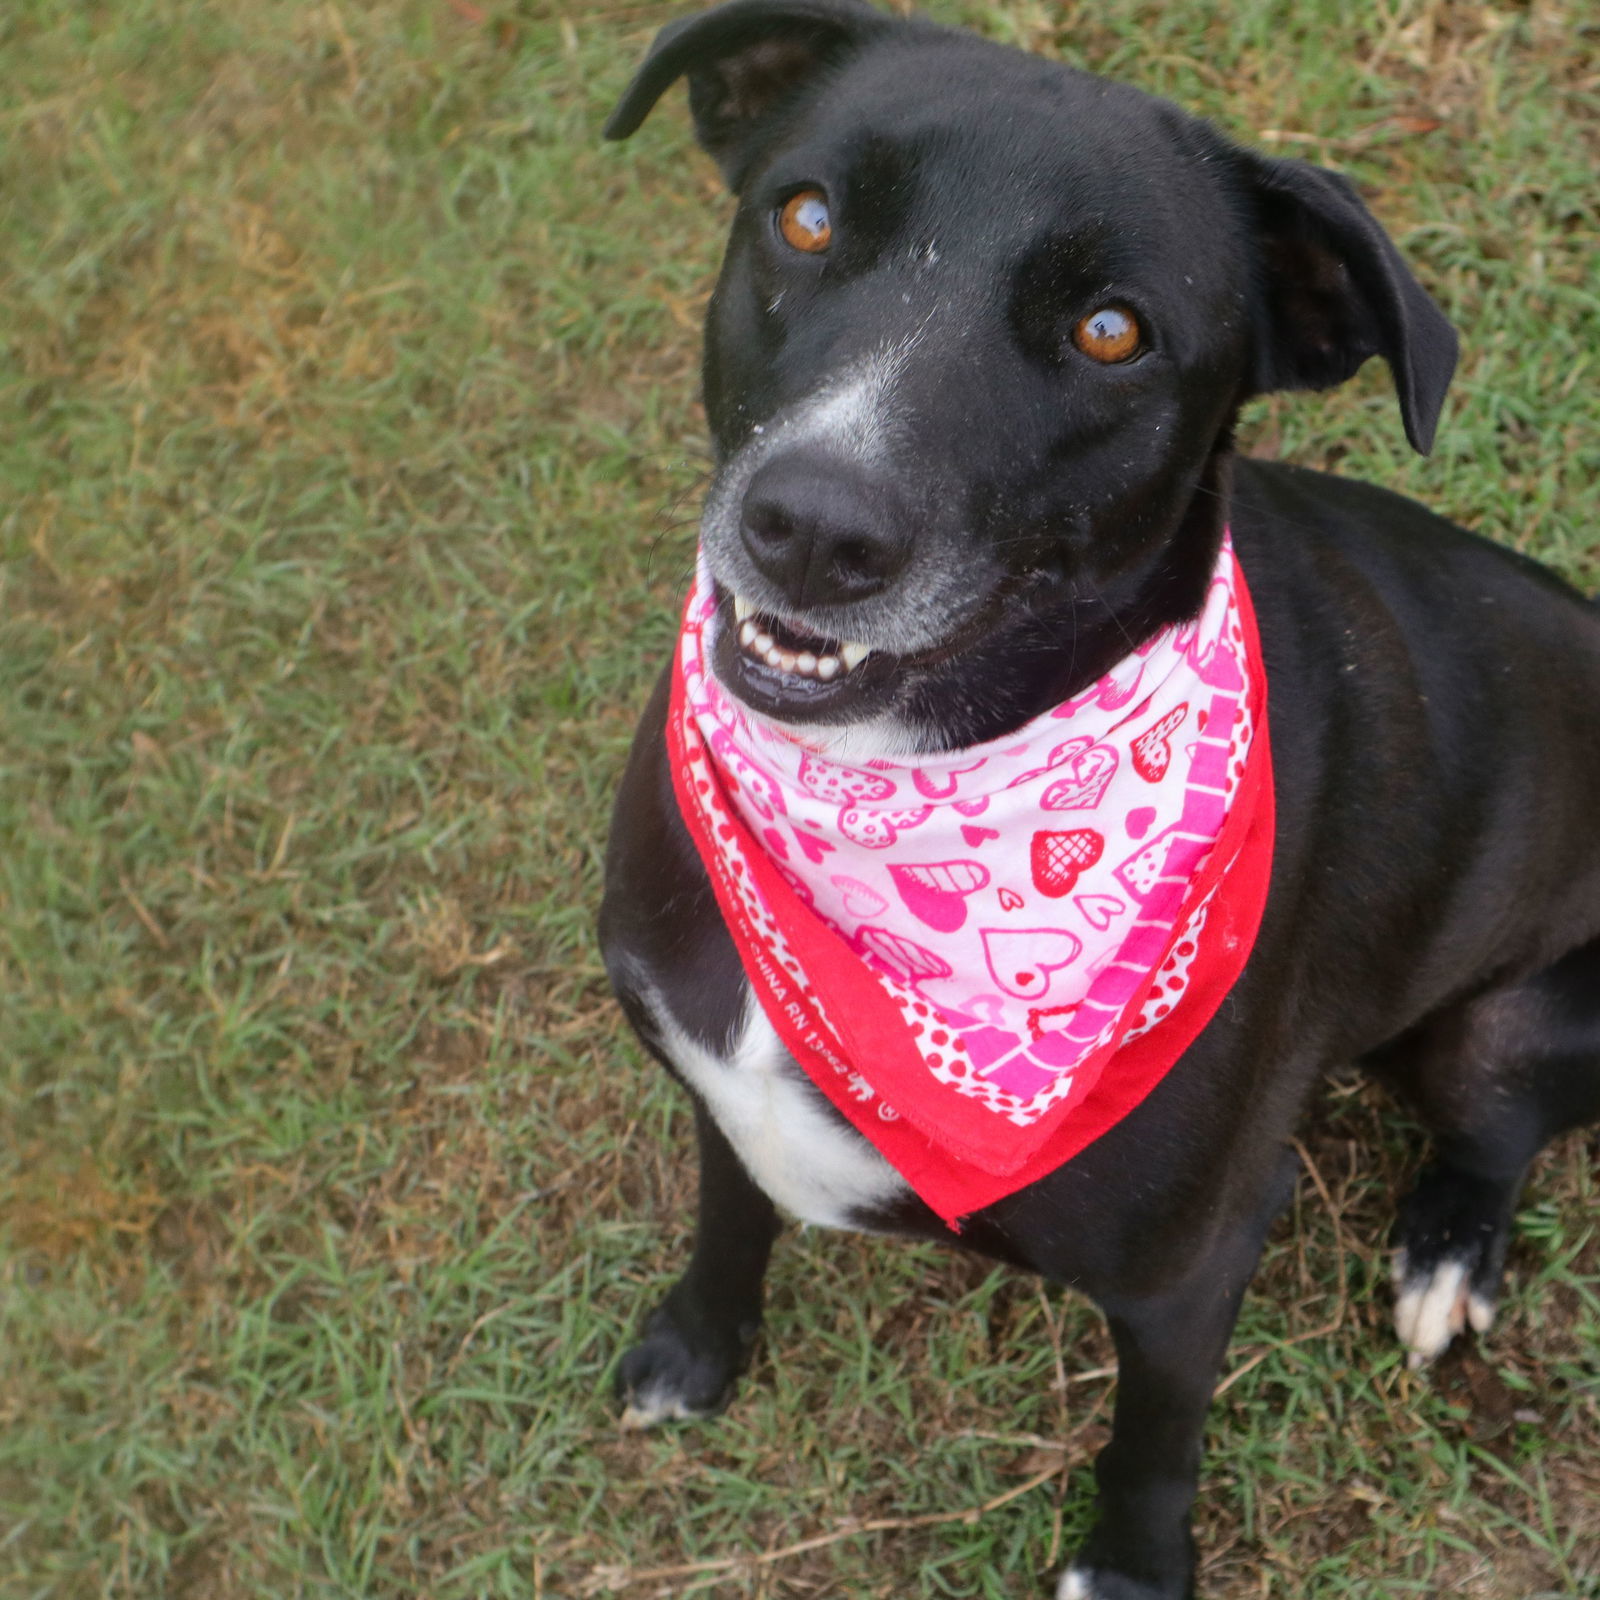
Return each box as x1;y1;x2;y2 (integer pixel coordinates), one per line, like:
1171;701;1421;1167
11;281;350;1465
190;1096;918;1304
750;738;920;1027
620;1387;699;1430
1466;1290;1496;1334
1057;1568;1096;1600
1394;1257;1470;1366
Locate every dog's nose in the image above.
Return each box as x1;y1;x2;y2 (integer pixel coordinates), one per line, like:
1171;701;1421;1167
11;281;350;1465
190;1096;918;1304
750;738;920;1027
740;456;912;609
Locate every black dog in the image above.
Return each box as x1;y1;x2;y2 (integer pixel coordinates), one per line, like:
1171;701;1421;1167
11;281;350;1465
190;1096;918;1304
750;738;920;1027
597;4;1600;1594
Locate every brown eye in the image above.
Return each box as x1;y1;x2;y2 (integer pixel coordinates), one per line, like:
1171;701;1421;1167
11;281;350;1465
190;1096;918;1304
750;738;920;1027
778;188;831;254
1074;306;1143;363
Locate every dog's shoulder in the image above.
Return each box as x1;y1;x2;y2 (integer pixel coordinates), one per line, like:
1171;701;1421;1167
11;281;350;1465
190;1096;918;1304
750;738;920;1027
1231;457;1597;644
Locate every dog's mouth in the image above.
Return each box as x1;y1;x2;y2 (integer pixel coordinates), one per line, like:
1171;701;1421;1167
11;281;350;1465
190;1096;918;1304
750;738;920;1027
711;587;902;721
730;594;873;683
710;582;1021;724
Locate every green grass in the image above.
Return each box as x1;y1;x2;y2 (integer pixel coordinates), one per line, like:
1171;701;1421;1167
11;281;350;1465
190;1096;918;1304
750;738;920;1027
1;0;1596;1596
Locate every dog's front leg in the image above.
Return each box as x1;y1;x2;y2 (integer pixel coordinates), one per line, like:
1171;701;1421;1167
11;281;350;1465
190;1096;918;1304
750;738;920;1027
617;1099;780;1427
1063;1286;1244;1599
1061;1175;1289;1600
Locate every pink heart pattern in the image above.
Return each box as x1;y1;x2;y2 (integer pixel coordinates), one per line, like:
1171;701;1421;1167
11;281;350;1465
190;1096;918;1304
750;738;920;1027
888;860;990;932
1041;741;1119;811
1131;704;1189;783
792;827;834;863
912;757;986;799
1073;893;1125;931
981;927;1082;999
831;874;888;919
799;752;896;804
840;804;932;849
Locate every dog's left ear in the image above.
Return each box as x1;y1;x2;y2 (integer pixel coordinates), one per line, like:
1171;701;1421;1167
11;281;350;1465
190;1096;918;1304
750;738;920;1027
1239;154;1458;454
604;0;887;188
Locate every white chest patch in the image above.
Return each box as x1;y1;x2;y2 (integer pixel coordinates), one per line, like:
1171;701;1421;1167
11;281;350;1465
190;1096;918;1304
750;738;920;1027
643;983;910;1228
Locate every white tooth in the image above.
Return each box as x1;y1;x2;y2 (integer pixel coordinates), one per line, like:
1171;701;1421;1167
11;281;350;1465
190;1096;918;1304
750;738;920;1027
777;650;797;673
840;642;870;671
817;656;840;681
796;652;817;674
765;647;782;668
739;620;757;647
754;632;774;654
733;595;752;622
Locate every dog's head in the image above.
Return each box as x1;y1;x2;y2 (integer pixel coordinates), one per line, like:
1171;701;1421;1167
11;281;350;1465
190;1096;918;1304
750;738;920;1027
607;0;1457;752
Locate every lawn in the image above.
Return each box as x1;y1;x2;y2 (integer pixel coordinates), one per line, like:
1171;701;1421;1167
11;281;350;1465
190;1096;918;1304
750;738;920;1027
1;0;1596;1596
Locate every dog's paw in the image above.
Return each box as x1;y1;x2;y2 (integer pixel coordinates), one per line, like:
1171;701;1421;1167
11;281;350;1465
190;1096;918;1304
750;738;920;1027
1392;1249;1496;1369
1056;1567;1189;1600
1392;1164;1513;1368
616;1299;759;1429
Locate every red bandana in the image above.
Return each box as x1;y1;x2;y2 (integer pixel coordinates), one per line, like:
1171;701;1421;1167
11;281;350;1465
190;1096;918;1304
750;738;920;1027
668;535;1275;1226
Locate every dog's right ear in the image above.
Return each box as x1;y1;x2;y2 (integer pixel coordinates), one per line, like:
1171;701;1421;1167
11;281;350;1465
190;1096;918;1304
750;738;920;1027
603;0;886;187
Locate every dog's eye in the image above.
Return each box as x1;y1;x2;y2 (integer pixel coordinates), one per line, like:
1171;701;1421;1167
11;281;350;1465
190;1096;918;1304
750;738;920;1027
777;188;832;254
1074;306;1143;363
